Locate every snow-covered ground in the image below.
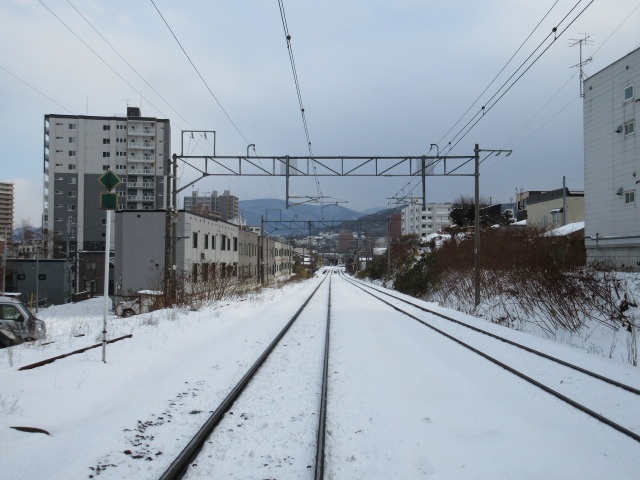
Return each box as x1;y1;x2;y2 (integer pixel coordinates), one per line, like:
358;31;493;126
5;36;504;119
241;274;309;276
0;269;639;479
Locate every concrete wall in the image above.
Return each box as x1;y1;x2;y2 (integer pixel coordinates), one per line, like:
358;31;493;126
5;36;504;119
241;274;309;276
526;196;584;228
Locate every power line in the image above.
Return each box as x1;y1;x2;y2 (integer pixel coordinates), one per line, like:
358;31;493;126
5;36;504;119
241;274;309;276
0;64;73;114
65;0;196;132
38;0;172;121
149;0;251;146
443;0;595;155
435;0;560;148
389;2;576;207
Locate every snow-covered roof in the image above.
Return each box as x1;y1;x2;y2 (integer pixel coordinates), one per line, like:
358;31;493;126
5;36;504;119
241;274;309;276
545;221;585;237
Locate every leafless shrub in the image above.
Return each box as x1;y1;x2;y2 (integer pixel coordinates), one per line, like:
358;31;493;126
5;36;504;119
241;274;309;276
421;228;636;341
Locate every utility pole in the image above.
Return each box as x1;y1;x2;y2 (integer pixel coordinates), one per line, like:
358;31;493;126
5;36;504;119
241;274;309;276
387;217;391;276
562;176;567;226
259;216;264;285
1;226;6;296
66;217;74;301
171;154;178;300
474;144;481;307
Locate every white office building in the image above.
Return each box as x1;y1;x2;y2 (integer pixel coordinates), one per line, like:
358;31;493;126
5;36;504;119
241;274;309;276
400;202;452;238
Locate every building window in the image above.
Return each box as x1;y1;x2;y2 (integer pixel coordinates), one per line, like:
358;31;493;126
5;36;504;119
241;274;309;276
551;212;561;226
103;138;111;144
68;150;76;156
69;123;77;130
55;217;63;222
221;234;227;251
192;264;198;282
116;151;126;157
68;191;76;197
117;124;126;130
192;232;198;248
69;137;76;143
202;263;209;282
116;164;126;170
103;165;110;171
68;164;76;170
55;190;63;195
116;138;126;143
625;191;636;205
212;236;216;249
68;204;76;211
69;177;77;184
103;152;111;157
204;234;209;249
233;237;238;251
103;125;111;131
624;120;635;136
625;85;634;102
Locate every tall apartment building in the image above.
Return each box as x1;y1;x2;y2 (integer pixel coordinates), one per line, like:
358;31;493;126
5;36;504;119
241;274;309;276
43;107;170;255
583;47;640;269
0;182;14;240
183;190;239;221
400;202;452;238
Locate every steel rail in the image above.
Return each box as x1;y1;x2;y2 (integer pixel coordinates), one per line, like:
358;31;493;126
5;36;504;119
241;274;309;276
339;273;640;444
160;276;328;480
314;273;332;480
344;272;640;396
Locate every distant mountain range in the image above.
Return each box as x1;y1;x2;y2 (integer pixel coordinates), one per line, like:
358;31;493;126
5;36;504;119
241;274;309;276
239;199;402;236
239;199;364;225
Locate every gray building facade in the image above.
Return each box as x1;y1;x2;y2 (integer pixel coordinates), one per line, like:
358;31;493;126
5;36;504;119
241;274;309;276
44;108;170;256
583;47;640;270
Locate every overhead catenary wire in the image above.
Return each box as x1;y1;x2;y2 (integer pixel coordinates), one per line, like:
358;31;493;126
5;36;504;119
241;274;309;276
277;0;324;206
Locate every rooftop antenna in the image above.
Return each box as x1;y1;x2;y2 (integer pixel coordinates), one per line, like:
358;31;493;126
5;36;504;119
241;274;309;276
569;34;593;98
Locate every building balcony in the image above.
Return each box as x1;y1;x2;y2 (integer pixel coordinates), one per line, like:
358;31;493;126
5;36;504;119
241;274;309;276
129;128;155;136
128;141;155;149
126;182;156;188
128;168;155;175
127;195;156;202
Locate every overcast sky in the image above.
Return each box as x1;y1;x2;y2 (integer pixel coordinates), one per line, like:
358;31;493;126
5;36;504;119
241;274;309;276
2;0;639;225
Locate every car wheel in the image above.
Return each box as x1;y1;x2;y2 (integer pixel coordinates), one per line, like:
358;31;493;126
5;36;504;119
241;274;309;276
122;309;135;318
0;330;19;348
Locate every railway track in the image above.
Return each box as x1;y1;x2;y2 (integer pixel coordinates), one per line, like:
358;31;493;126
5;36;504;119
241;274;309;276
339;270;640;443
160;273;334;480
136;267;638;478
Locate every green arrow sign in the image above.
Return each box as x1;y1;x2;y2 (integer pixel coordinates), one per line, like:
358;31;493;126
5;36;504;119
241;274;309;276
99;170;121;192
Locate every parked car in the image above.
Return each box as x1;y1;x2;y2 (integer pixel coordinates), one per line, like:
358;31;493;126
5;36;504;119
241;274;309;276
0;296;47;348
114;291;162;318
